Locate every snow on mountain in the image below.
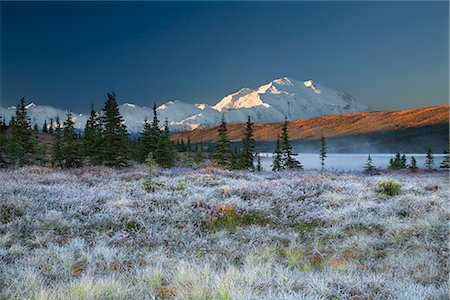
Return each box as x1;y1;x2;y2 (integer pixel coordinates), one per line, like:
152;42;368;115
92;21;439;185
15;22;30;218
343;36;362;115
0;103;88;130
0;77;370;133
213;77;370;120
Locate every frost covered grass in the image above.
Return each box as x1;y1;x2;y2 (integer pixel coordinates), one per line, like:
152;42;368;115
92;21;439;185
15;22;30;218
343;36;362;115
0;166;448;299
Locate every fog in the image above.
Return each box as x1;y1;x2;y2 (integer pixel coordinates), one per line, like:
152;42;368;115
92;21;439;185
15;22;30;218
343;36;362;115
258;153;446;171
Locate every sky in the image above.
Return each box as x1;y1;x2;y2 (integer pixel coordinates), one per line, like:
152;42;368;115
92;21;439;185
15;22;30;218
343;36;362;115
1;1;448;112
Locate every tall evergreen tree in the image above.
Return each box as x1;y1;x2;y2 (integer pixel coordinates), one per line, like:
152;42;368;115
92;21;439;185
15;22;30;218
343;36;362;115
0;118;8;167
9;116;15;127
180;139;186;152
256;153;262;172
425;149;434;170
319;134;326;170
42;120;48;133
401;154;407;168
51;116;64;168
139;117;160;162
214;116;230;166
48;118;54;134
389;153;405;170
152;103;159;132
163;118;170;136
187;136;192;152
363;154;376;173
228;146;240;170
280;118;302;169
62;111;83;168
440;150;449;169
139;103;161;162
9;98;38;166
409;156;418;172
100;92;128;167
239;116;255;170
194;143;203;166
272;136;282;171
155;120;177;168
84;104;102;165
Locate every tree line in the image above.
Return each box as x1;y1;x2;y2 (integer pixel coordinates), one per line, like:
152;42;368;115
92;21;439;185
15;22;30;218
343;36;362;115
1;94;448;171
0;93;176;168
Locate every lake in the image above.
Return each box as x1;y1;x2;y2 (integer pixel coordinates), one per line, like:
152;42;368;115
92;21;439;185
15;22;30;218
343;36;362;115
258;153;447;171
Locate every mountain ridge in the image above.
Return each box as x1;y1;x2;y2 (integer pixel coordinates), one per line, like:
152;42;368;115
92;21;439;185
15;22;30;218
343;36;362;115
0;77;370;133
170;104;450;144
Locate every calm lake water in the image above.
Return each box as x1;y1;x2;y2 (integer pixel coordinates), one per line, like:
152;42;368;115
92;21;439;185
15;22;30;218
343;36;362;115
258;153;446;171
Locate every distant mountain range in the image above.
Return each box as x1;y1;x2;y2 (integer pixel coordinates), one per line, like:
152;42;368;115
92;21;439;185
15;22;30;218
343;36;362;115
171;105;450;153
0;77;370;133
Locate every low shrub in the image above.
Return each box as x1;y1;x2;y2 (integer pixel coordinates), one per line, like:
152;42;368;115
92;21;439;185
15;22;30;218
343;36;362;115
376;180;401;196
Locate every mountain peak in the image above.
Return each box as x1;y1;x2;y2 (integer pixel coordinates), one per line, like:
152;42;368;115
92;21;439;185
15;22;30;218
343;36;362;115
123;103;136;108
272;77;295;85
25;102;35;109
303;79;321;94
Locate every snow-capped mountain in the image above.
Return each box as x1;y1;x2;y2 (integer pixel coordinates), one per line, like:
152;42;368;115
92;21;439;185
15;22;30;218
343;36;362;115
0;77;370;133
213;77;369;119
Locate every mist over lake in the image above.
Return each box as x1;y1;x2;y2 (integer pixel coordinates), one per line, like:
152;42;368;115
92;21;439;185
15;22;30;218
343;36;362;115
259;153;446;171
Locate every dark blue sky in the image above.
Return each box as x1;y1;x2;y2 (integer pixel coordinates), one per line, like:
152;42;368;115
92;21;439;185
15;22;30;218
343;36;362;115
1;1;448;111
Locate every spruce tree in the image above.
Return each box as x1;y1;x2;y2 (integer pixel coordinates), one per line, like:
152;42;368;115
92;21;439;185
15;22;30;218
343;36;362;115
33;123;39;132
425;149;434;170
187;136;192;152
62;111;83;168
240;116;255;170
155;120;177;168
256;153;262;172
100;92;128;167
42;120;48;133
194;143;203;166
0;120;8;167
84;104;102;165
228;146;239;170
48;118;54;134
280;118;302;169
409;156;418;172
140;104;161;162
389;153;404;170
272;137;282;171
152;103;159;132
319;134;326;171
363;154;376;173
440;150;449;169
401;154;407;168
9;116;15;126
10;98;38;166
139;117;159;162
184;145;193;167
51;116;64;168
214;116;230;166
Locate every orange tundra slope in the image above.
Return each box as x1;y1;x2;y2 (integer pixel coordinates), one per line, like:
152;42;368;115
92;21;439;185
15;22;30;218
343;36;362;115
171;105;449;143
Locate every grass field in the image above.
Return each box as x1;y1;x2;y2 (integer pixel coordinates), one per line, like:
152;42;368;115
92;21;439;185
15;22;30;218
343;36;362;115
0;166;448;299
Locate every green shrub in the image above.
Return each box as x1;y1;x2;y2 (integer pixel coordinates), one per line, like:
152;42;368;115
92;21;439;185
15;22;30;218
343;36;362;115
377;180;401;196
286;248;304;269
285;248;324;271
